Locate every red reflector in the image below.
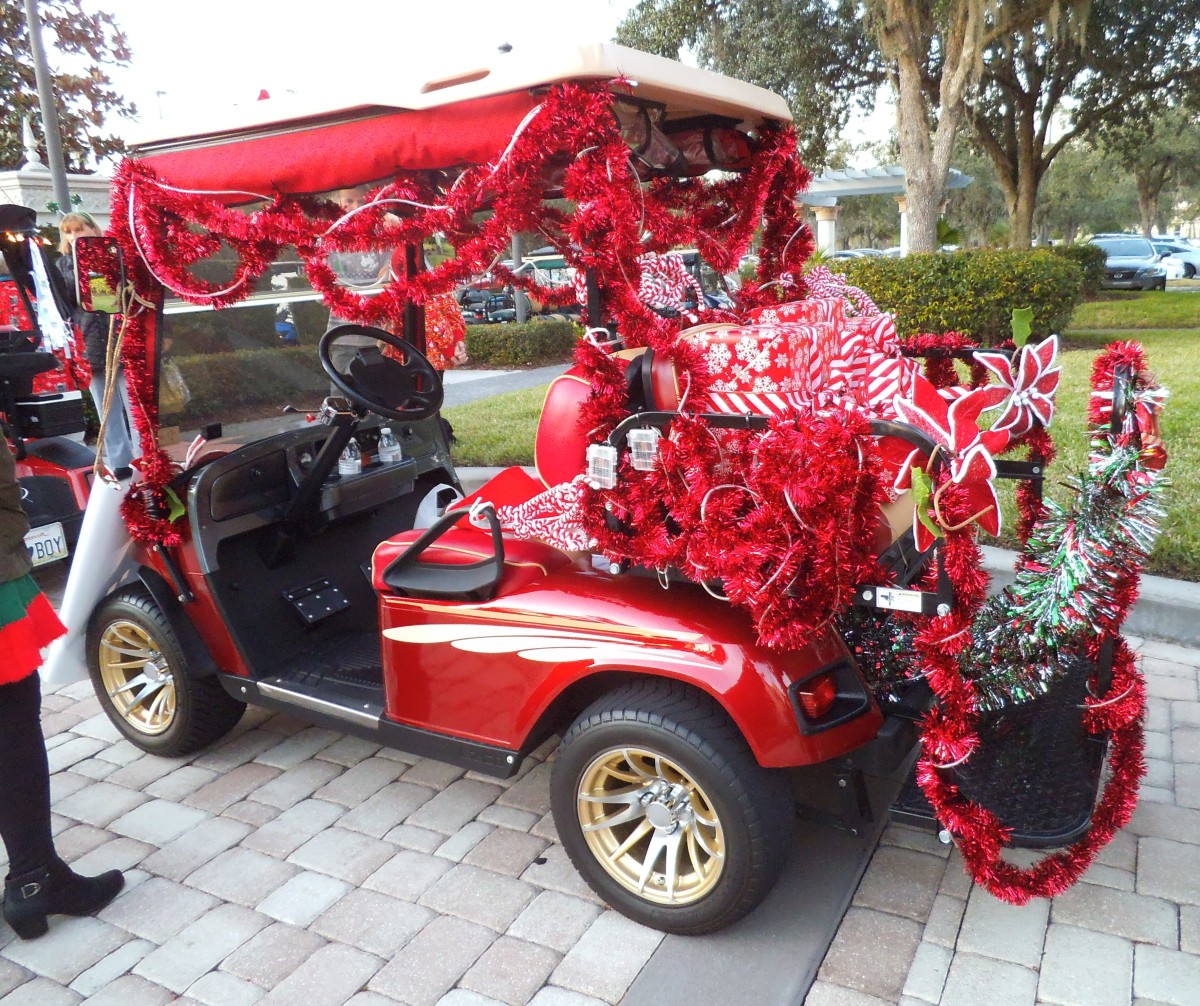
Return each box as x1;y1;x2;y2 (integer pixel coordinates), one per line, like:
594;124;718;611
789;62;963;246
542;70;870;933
798;674;838;720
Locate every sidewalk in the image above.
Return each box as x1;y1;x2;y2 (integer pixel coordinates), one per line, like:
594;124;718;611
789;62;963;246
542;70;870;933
3;530;1198;1005
808;632;1200;1006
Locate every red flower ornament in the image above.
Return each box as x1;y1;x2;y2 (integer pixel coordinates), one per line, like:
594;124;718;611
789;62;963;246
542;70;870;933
892;375;1010;549
975;335;1061;439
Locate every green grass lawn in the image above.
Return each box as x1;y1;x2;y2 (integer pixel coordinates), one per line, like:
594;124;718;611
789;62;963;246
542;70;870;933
1069;290;1200;330
445;385;547;467
988;328;1196;580
448;308;1197;581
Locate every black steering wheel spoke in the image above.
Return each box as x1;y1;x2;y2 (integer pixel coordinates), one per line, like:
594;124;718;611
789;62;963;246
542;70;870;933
319;324;445;422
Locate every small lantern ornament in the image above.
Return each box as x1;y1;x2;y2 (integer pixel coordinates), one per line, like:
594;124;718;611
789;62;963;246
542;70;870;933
586;443;618;489
627;427;662;471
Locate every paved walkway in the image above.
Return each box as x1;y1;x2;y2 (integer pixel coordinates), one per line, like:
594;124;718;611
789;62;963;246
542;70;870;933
4;510;1198;1004
808;633;1200;1006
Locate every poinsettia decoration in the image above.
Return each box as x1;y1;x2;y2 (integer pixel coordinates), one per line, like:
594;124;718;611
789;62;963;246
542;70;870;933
976;335;1061;439
892;375;1010;550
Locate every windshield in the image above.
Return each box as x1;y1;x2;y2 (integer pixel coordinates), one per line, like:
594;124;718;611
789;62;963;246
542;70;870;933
1095;239;1154;258
156;189;401;443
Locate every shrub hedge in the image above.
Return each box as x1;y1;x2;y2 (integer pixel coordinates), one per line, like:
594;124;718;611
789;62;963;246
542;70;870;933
1049;243;1106;300
464;319;581;367
170;318;581;423
840;249;1084;345
173;346;326;422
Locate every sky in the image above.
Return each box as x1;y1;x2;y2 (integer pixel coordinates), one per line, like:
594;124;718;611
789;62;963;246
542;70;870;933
84;0;891;163
98;0;643;133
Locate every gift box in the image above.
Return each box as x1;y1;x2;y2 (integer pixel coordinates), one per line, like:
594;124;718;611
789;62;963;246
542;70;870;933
745;296;846;328
680;321;840;416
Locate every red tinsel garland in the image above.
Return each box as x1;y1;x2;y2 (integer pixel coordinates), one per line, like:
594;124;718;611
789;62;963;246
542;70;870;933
580;407;884;651
109;83;813;543
910;354;1154;904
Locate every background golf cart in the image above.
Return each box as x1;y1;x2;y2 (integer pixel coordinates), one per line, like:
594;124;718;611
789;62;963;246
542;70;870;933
0;204;94;567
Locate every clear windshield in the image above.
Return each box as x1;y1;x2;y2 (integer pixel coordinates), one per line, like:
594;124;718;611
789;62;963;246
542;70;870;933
157;195;399;446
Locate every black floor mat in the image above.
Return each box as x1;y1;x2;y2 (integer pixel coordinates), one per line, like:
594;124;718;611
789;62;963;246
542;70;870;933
891;654;1107;848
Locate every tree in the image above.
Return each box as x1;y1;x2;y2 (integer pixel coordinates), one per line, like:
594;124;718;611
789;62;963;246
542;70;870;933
615;0;883;169
0;1;135;170
865;0;1086;254
1103;107;1200;237
618;1;1082;253
963;0;1200;248
1034;140;1137;241
942;134;1007;246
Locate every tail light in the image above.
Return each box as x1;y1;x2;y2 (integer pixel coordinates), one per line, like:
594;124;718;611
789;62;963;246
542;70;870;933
796;672;838;721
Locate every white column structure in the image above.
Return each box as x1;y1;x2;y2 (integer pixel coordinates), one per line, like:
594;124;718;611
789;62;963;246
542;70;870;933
0;116;113;230
796;166;973;257
813;204;840;253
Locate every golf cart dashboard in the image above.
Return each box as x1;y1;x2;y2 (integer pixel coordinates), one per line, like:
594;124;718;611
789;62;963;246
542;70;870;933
193;422;419;529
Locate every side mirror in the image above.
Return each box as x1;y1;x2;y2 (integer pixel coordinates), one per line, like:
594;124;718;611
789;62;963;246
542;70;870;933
74;236;125;314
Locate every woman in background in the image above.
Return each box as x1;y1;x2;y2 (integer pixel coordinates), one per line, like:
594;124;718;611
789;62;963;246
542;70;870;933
56;212;137;478
0;440;124;939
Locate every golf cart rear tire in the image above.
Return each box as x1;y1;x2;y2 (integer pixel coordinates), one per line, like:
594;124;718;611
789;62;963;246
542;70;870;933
86;587;244;756
550;680;794;934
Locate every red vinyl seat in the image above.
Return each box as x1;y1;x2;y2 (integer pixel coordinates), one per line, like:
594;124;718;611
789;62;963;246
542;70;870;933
372;524;572;598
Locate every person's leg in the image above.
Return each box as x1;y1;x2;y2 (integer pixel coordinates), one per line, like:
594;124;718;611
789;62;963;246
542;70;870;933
0;673;124;939
89;372;135;471
115;369;142;463
0;674;56;879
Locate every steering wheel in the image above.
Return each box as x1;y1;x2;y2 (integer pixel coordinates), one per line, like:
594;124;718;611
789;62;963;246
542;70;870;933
318;324;444;421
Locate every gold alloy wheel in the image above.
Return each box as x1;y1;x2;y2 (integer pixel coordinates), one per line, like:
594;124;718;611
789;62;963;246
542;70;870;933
97;619;177;736
576;746;726;905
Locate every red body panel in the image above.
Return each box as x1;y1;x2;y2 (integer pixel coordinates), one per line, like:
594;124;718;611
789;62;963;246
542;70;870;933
139;532;254;680
12;454;91;513
377;562;883;768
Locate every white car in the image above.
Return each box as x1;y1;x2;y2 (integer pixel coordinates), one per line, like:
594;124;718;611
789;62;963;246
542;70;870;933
1152;240;1200;279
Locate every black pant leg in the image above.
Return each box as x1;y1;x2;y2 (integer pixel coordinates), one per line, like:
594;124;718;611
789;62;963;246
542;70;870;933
0;673;56;879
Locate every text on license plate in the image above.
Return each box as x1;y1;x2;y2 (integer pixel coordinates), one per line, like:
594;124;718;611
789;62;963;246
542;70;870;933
24;522;68;567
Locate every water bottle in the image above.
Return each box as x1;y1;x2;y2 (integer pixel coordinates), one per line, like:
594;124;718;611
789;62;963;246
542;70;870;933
377;427;402;465
338;437;362;476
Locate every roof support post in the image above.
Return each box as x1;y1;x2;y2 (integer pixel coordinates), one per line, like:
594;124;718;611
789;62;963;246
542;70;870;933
813;204;840;254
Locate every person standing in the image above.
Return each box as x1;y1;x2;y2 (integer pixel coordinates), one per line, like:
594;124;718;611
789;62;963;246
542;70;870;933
0;440;124;939
56;212;137;478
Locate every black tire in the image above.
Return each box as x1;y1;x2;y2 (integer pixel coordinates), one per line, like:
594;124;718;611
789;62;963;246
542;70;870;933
1155;277;1167;291
550;680;794;934
1185;264;1196;279
86;587;244;756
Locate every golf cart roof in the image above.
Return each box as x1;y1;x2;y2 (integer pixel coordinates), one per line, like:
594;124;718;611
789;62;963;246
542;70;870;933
129;42;792;199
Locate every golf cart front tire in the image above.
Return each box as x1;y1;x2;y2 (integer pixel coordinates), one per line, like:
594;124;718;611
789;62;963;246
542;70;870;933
86;587;244;756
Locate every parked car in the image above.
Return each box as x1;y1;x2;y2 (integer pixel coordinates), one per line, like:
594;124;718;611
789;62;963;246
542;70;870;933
1152;239;1200;279
1089;236;1167;291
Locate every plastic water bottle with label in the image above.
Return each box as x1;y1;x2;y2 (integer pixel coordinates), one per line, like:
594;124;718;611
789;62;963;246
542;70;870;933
338;437;362;476
377;427;402;465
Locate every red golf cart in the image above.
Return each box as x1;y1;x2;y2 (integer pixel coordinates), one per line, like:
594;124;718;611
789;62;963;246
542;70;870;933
54;43;1166;932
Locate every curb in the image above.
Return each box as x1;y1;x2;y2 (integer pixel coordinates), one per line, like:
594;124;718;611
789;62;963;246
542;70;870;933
456;469;1200;649
983;544;1200;649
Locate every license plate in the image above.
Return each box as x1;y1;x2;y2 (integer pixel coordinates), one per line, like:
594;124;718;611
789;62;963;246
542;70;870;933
25;522;68;567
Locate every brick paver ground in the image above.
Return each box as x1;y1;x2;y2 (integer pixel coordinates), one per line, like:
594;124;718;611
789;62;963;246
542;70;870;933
2;685;658;1006
4;563;1197;1005
807;634;1200;1006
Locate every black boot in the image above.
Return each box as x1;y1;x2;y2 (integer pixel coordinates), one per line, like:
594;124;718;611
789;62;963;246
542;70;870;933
3;861;124;939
